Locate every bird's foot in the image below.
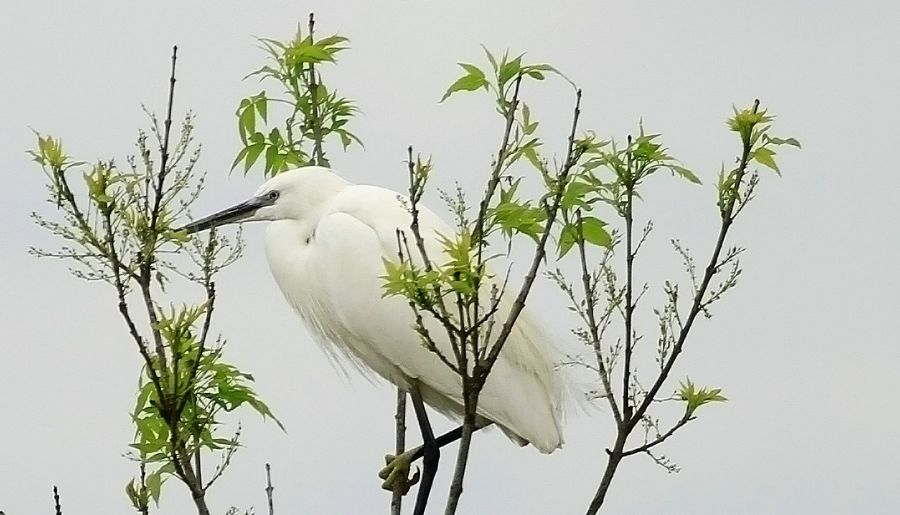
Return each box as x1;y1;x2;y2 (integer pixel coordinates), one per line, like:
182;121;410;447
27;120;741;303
379;451;420;494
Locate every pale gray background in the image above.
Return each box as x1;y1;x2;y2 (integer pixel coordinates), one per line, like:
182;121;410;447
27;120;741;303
1;1;898;514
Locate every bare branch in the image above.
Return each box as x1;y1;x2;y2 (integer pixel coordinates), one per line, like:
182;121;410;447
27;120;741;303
266;463;275;515
446;87;585;515
203;424;242;490
472;76;523;246
622;134;636;421
622;414;693;457
308;13;326;166
53;486;63;515
575;210;622;424
390;390;407;515
482;88;584;373
629;100;761;429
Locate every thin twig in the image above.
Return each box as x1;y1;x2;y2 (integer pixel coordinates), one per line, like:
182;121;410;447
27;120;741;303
445;88;584;515
482;89;583;371
629;100;760;429
396;227;459;372
149;45;178;233
146;45;211;515
53;485;63;515
175;229;217;420
622;135;635;421
575;210;622;424
141;45;180;375
390;389;407;515
584;100;762;515
473;75;522;246
468;75;523;344
308;13;325;166
140;463;150;515
621;414;693;457
266;463;275;515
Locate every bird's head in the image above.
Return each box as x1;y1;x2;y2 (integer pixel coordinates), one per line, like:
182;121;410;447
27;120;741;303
178;166;348;234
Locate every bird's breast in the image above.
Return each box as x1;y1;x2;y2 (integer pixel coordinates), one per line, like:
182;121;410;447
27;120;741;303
263;220;317;311
262;216;414;383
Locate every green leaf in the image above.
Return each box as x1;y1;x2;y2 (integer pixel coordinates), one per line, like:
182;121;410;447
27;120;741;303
132;381;156;420
249;397;285;431
290;44;333;63
521;63;556;81
481;45;499;72
254;91;268;122
146;470;163;506
753;147;780;174
441;65;488;102
268;127;283;147
679;378;727;416
499;55;523;87
243;143;265;173
239;103;256;138
125;480;142;509
562;180;594;211
557;223;577;257
231;146;249;171
522;145;543;171
671;164;702;185
458;63;484;79
580;217;611;248
317;35;350;48
264;145;278;175
764;135;802;148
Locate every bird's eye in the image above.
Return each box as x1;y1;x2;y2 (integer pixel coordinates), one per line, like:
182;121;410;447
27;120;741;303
266;190;280;201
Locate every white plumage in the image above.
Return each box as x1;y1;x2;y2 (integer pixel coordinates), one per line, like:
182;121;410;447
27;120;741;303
192;166;564;452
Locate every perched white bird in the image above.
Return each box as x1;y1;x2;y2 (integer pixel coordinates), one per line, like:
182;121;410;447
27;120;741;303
182;166;564;453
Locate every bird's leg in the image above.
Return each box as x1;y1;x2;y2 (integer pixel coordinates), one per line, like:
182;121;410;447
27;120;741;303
409;385;439;515
379;423;491;492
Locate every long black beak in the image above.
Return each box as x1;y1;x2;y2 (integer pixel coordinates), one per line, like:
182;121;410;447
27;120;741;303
178;197;264;234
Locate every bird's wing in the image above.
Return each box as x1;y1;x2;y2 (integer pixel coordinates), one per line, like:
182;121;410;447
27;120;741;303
307;184;563;451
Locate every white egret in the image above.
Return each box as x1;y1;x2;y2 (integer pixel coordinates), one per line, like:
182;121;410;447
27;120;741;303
181;166;564;510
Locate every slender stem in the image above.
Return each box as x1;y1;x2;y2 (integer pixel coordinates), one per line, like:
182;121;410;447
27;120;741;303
52;485;63;515
139;463;149;515
175;230;217;419
403;149;459;364
473;75;522;247
50;163;136;280
390;389;407;515
629;100;759;428
194;446;203;486
141;45;180;375
575;211;622;424
469;76;522;335
444;89;584;515
584;434;626;515
584;100;762;515
444;394;478;515
621;415;692;457
622;176;635;420
189;488;211;515
148;45;177;234
100;204;165;401
139;282;167;375
483;89;583;370
308;12;325;166
266;463;275;515
149;45;210;515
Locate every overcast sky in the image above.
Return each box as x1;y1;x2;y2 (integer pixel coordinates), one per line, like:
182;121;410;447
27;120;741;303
2;1;899;514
